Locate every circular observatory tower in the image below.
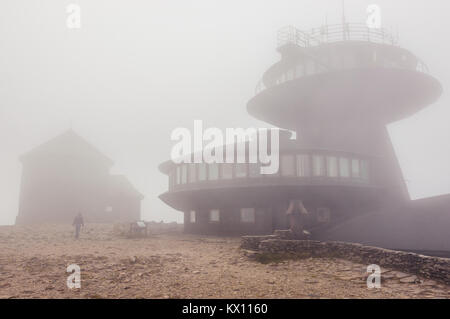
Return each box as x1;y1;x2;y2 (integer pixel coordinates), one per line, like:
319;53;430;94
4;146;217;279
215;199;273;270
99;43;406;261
158;23;442;236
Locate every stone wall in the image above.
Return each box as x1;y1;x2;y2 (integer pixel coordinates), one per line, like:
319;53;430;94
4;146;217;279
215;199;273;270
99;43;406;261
241;236;450;285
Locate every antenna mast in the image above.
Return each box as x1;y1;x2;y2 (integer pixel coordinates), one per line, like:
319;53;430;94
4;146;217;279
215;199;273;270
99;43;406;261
342;0;347;40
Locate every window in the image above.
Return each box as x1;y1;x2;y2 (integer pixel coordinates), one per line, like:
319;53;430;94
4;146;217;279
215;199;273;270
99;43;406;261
361;160;369;181
339;157;350;178
235;163;247;178
188;164;197;183
198;163;207;181
189;210;196;223
208;163;219;181
249;163;260;178
327;156;338;178
221;163;233;179
351;159;361;178
176;166;181;184
240;208;256;223
169;170;175;189
297;154;310;177
312;155;325;176
209;209;220;222
181;165;188;184
281;155;295;176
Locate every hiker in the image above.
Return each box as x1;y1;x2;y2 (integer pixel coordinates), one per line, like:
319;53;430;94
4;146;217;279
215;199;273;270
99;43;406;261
72;213;84;239
286;200;310;239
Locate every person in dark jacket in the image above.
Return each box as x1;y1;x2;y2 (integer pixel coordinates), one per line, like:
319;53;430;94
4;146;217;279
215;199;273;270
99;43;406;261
72;213;84;239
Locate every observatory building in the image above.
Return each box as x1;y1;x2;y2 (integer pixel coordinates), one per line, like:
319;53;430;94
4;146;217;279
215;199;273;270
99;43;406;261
159;24;450;253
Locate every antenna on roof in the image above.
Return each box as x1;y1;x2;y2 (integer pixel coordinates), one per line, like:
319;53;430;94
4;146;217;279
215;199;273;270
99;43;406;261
342;0;347;40
69;119;75;132
396;24;399;43
324;13;328;42
342;0;346;25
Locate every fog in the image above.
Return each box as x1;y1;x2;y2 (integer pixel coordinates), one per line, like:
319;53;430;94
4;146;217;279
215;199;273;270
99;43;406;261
1;0;449;225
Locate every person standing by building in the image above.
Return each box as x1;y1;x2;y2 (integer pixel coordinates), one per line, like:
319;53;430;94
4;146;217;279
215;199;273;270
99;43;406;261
72;213;84;239
286;200;310;239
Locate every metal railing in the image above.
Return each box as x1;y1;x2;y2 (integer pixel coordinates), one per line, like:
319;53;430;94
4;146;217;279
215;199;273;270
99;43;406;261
253;24;429;95
277;23;399;48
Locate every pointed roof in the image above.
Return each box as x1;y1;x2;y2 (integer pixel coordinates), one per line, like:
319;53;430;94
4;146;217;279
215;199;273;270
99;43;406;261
20;129;114;167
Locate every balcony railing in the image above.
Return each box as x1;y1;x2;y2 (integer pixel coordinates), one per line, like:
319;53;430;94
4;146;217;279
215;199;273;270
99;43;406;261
277;23;399;48
253;23;431;95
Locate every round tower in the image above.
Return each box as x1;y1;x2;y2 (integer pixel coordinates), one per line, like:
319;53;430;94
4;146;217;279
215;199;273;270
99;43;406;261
248;24;442;203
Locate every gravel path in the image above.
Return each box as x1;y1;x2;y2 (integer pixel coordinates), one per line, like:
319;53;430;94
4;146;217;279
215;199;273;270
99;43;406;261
0;224;448;298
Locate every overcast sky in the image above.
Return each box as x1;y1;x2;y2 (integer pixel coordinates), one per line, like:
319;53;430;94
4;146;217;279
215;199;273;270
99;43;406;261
0;0;449;225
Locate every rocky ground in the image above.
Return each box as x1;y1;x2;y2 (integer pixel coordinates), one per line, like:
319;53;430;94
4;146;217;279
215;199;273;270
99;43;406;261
0;224;448;299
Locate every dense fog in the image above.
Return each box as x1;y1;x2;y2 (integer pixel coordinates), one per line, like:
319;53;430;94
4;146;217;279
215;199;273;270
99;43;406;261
1;0;449;225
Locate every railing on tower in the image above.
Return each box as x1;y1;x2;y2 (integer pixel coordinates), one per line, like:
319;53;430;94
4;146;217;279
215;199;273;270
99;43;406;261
277;23;399;48
253;24;429;95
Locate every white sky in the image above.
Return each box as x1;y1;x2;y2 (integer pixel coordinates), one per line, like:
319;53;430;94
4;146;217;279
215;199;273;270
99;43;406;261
0;0;449;225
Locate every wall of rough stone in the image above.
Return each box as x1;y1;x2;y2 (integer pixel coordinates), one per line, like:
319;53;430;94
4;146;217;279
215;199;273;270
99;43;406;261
241;236;450;285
